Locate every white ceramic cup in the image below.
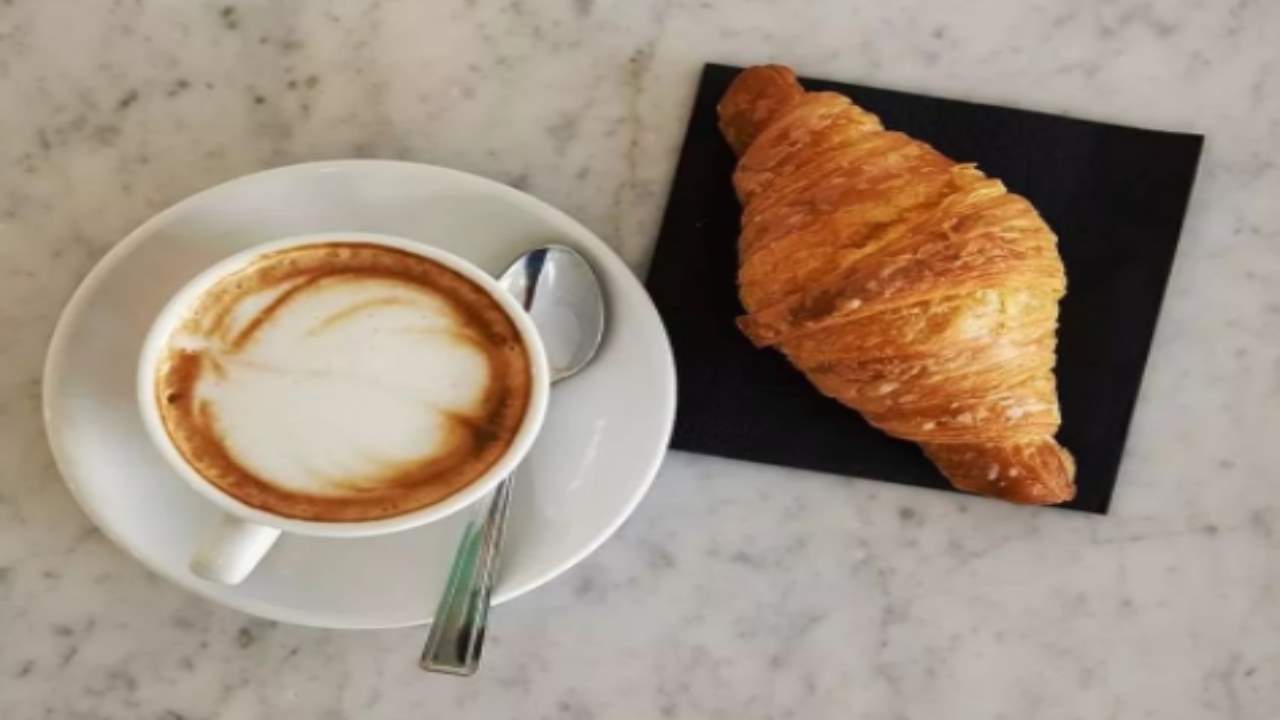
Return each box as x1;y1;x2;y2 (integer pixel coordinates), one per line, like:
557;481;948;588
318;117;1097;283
137;232;550;585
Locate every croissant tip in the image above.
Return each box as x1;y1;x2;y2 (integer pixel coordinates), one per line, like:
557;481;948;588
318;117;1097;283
923;439;1077;506
717;65;805;157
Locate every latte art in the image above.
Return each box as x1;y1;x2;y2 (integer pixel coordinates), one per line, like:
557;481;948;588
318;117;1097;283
155;243;532;522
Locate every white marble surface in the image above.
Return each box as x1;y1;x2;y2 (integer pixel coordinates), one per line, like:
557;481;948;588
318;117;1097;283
2;0;1277;717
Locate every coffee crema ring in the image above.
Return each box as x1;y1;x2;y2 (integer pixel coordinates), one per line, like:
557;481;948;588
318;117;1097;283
154;243;532;522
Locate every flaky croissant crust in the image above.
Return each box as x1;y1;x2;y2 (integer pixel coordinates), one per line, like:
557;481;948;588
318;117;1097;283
718;65;1076;504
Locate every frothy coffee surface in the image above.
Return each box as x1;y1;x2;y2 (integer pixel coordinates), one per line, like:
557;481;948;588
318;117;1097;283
155;242;532;522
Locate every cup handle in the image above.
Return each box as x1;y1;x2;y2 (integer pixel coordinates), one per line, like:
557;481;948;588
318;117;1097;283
189;513;281;584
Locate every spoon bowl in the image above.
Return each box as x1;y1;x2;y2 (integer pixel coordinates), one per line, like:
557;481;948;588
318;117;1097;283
502;246;606;382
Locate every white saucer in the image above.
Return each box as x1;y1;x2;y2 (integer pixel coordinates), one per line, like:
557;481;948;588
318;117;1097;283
42;160;676;628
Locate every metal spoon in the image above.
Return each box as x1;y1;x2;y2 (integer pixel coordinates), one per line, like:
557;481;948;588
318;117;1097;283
420;245;606;676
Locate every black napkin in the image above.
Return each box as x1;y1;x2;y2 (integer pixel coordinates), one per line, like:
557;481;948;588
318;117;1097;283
645;63;1203;513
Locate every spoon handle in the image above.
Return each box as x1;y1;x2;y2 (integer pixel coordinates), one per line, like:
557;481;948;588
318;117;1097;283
419;473;514;675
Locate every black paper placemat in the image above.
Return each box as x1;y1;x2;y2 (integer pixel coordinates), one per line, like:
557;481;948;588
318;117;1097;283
646;63;1203;513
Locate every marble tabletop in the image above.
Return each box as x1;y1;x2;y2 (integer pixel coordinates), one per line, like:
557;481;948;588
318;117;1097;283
3;0;1278;717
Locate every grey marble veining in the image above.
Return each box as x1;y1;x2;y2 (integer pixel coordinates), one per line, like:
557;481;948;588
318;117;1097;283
2;0;1278;718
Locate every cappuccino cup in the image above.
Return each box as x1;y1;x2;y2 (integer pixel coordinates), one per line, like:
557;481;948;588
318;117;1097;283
137;232;550;584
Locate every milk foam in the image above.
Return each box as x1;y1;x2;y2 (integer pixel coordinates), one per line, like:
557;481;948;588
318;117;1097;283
190;276;491;496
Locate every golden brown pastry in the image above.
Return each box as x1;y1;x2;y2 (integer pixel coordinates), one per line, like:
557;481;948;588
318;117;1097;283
717;65;1076;504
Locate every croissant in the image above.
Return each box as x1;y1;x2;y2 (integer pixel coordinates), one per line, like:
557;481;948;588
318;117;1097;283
717;65;1075;504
